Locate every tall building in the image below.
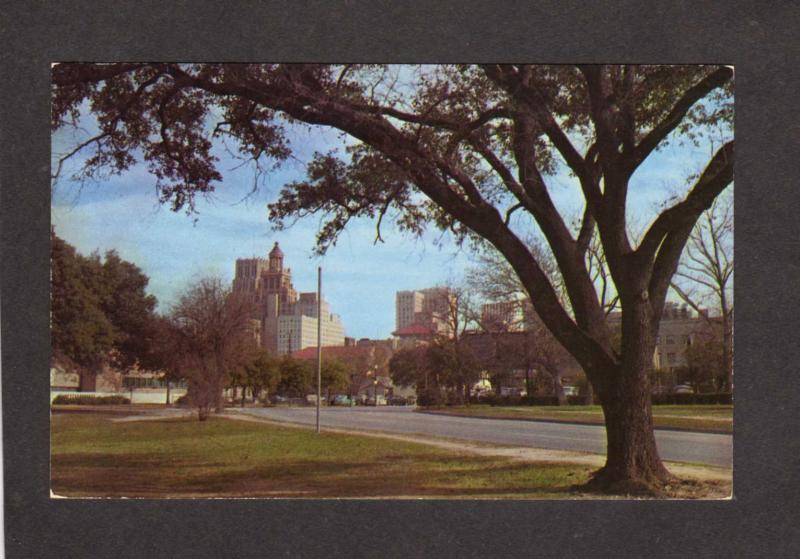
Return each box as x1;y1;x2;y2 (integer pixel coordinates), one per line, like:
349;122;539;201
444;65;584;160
232;242;345;355
395;287;454;337
480;300;535;332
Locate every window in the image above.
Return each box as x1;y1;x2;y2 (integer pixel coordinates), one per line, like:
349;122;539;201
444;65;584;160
666;335;675;345
667;353;676;363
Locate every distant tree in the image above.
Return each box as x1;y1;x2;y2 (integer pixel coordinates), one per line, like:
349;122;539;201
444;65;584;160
467;241;579;404
684;324;727;392
170;277;256;420
50;231;157;391
320;358;351;398
388;341;479;406
52;63;734;492
136;314;186;404
97;250;158;370
671;191;733;391
230;350;281;406
276;356;313;397
422;284;483;404
388;346;429;392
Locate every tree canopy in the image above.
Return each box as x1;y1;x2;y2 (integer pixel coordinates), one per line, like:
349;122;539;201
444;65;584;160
51;230;158;389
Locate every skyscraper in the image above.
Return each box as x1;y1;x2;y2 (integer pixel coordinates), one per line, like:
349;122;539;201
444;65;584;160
233;242;345;354
395;287;454;336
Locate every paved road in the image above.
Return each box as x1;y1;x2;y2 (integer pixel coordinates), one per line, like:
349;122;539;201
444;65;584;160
231;406;732;468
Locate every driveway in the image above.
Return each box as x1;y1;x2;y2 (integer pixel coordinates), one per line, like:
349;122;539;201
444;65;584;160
232;406;733;468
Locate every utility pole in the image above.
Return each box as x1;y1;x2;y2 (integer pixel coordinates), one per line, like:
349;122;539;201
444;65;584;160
316;266;322;434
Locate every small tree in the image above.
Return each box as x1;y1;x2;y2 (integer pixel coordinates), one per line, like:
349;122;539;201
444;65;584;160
277;356;313;398
170;277;256;420
671;191;733;391
321;358;351;399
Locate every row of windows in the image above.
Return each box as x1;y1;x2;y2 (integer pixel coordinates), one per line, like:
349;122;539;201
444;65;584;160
656;335;691;345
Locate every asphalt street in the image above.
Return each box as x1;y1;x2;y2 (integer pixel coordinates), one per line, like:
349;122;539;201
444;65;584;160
232;406;733;468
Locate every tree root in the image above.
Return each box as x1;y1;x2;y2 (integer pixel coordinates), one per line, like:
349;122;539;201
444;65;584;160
576;465;678;497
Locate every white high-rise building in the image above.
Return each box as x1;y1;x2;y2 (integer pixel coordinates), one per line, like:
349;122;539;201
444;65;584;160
395;287;454;335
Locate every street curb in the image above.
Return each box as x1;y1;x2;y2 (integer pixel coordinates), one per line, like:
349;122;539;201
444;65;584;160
414;410;732;435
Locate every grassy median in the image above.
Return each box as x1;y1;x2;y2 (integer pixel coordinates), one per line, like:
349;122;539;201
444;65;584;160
419;405;733;433
51;413;601;499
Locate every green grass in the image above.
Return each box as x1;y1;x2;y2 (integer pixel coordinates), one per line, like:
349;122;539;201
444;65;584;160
51;413;598;499
422;404;733;433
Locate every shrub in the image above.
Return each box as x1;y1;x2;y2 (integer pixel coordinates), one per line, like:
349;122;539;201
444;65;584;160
417;389;446;407
651;392;732;405
519;396;560;406
566;395;586;405
52;394;131;405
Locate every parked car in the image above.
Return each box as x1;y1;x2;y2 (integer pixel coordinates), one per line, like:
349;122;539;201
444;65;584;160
405;395;417;406
331;394;352;406
366;395;387;406
387;395;407;406
269;394;288;405
673;384;695;395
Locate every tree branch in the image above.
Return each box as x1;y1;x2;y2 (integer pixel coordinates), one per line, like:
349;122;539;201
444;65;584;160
638;141;734;264
627;66;733;173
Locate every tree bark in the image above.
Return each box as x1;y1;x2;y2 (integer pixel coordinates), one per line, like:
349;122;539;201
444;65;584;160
722;310;733;392
79;369;98;392
583;379;594;405
586;307;673;494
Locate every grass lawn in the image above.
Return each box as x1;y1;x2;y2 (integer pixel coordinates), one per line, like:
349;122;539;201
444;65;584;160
52;413;603;499
421;404;733;433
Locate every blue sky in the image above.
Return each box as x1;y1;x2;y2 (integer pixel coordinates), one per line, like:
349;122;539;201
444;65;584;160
51;88;724;340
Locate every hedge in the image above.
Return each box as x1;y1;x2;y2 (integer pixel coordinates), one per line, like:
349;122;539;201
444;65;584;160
465;392;731;407
651;392;732;405
52;394;131;405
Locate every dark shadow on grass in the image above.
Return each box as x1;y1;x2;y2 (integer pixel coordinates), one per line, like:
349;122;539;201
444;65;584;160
51;449;593;498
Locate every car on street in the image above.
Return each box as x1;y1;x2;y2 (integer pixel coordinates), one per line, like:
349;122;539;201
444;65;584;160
387;395;407;406
331;394;353;406
673;384;695;394
366;395;387;406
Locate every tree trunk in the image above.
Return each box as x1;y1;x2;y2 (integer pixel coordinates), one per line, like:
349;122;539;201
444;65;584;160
722;313;733;392
583;379;594;405
553;371;566;406
525;367;532;397
581;299;674;495
79;369;98;392
166;381;171;405
586;345;672;494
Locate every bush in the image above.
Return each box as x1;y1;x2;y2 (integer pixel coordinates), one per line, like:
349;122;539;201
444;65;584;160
52;394;131;405
651;392;732;405
417;389;446;407
566;395;587;405
519;396;560;406
174;394;190;406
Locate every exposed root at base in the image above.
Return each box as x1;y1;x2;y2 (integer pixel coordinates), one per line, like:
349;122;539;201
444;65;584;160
571;464;731;499
577;465;679;498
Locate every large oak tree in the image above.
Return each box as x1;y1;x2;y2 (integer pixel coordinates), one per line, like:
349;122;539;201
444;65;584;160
51;63;733;493
51;230;158;390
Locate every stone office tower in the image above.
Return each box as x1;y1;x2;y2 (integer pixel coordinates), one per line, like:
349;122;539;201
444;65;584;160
232;242;345;354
